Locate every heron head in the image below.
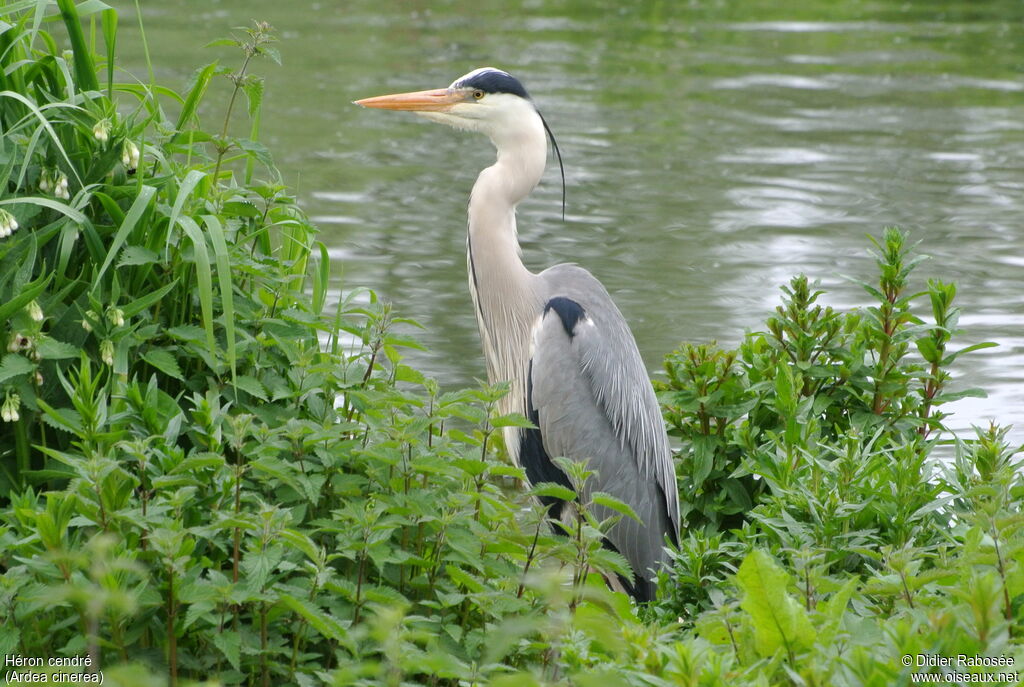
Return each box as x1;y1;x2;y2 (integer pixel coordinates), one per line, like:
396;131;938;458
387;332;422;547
356;67;567;218
354;67;537;137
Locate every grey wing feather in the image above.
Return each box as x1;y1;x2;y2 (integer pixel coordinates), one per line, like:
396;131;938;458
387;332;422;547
529;265;680;591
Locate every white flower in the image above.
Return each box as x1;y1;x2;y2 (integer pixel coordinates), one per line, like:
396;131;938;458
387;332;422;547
42;170;70;199
93;118;111;144
0;209;17;238
122;140;140;172
1;393;20;423
55;173;70;200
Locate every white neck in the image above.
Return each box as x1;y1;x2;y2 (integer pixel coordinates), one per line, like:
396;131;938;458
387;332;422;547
465;102;548;423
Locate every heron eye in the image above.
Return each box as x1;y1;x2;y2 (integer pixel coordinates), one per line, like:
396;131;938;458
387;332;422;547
472;89;485;100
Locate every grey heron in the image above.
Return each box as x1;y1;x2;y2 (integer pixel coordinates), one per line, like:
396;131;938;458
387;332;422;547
356;67;680;602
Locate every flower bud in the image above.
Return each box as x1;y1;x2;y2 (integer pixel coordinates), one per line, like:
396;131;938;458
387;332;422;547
107;307;125;327
93;118;111;144
100;339;114;366
27;300;44;322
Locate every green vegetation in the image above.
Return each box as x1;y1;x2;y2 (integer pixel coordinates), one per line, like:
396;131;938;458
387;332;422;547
1;2;1021;686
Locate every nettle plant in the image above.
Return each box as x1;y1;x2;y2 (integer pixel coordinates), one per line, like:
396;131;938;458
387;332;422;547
654;228;999;615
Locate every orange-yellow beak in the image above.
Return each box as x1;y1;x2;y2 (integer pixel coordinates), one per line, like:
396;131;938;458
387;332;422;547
354;87;466;112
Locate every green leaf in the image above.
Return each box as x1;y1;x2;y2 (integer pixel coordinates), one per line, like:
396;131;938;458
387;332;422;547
203;215;236;384
915;337;940;364
278;594;350;643
56;0;99;92
211;630;240;671
0;354;34;384
93;185;156;288
691;434;716;490
35;338;79;360
489;413;535;429
165;170;206;255
530;482;576;503
118;245;158;267
242;75;263;119
312;241;330;316
121;279;180;319
101;7;116;98
0;272;51;324
590;491;641;523
233;375;267;401
175;61;219;133
0;196;87;225
934;388;988;403
736;549;815;658
941;341;998;367
178;216;215;356
818;576;858;645
142;350;184;381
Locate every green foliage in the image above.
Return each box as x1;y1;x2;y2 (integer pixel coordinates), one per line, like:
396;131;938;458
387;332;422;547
1;3;1022;686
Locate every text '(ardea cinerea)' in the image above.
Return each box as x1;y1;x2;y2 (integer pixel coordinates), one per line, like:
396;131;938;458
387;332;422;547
356;67;680;602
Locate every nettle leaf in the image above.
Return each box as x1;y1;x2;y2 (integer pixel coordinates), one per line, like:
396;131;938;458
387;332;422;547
142;350;184;381
736;550;815;658
240;545;284;592
590;491;641;523
118;245;158;267
0;354;34;384
35;337;79;360
233;374;268;401
489;413;535;429
530;482;576;503
212;630;241;671
242;76;263;118
279;594;350;644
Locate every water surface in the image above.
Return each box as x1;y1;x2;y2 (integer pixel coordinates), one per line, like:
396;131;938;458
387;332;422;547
112;0;1024;443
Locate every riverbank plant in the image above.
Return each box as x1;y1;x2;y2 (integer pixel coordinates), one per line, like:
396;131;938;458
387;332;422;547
1;2;1021;686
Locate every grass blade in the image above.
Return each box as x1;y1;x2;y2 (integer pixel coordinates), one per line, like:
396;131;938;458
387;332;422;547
312;240;329;317
203;214;235;384
101;8;116;99
0;92;85;187
92;184;155;287
0;196;87;225
56;0;99;92
178;215;216;359
165;169;206;256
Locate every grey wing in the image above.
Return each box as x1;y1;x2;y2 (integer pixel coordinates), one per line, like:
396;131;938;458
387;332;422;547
526;283;680;597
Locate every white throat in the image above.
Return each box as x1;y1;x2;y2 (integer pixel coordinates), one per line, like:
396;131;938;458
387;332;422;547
464;99;548;435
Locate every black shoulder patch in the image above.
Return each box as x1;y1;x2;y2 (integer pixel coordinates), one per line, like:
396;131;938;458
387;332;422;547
544;297;586;340
456;69;530;99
